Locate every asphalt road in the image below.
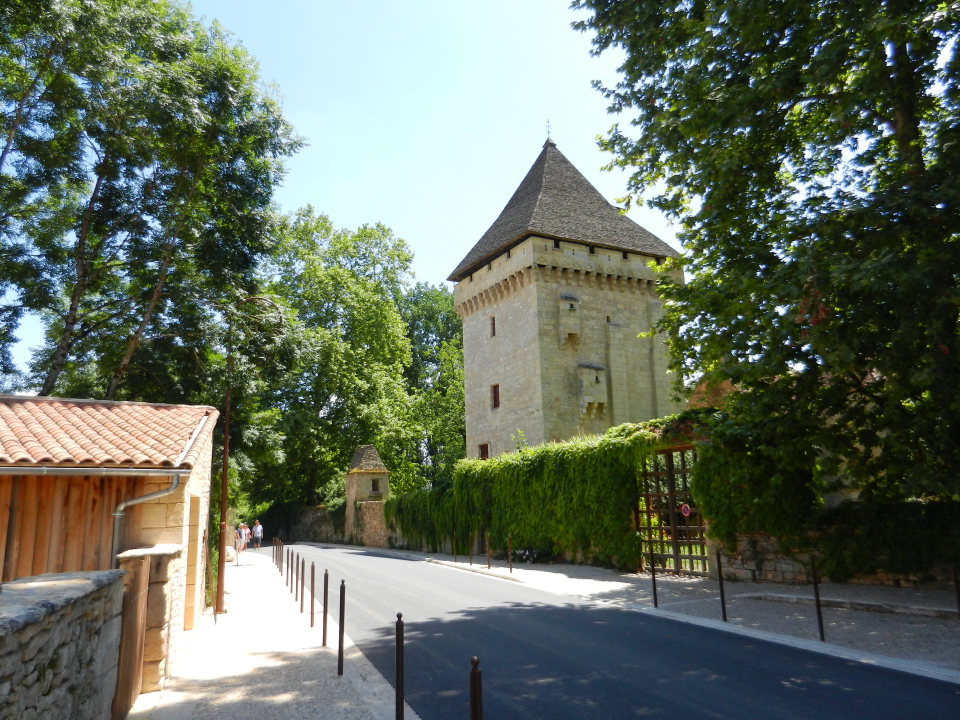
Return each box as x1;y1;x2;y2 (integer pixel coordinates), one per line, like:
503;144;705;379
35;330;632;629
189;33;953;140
277;544;960;720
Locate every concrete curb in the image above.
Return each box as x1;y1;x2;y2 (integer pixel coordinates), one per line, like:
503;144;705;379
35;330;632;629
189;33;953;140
424;558;523;583
739;592;960;619
633;606;960;687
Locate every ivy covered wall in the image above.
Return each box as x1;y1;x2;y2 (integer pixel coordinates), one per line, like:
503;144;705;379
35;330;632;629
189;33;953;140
385;412;706;569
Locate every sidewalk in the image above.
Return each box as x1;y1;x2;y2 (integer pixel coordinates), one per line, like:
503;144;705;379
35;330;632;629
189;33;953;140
128;548;410;720
331;545;960;673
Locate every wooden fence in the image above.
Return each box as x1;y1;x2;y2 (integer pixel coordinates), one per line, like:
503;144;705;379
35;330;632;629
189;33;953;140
0;475;145;581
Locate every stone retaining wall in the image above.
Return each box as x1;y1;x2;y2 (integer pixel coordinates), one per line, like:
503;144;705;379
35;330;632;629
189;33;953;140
289;502;397;549
707;534;953;587
0;570;124;720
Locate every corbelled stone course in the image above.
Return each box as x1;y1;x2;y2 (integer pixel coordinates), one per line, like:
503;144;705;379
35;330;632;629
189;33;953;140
0;570;124;720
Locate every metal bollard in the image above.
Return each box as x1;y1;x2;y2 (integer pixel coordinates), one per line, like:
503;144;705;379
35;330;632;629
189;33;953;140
311;563;315;627
287;549;291;586
486;532;491;570
469;656;483;720
396;612;404;720
469;531;473;565
650;547;658;608
301;559;305;613
295;553;299;600
811;554;825;641
716;550;727;622
338;580;346;676
453;531;457;563
323;569;329;647
954;565;960;619
508;534;512;573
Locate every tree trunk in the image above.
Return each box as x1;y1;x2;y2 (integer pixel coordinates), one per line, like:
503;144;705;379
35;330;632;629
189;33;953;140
104;170;202;399
37;165;107;396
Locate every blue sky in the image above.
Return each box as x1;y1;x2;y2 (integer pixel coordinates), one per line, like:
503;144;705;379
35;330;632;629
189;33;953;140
11;0;681;370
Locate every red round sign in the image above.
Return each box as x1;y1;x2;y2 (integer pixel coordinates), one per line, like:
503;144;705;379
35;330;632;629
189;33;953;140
681;503;691;517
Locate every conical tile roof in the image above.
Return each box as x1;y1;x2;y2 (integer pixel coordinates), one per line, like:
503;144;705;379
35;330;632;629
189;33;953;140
448;139;678;281
347;445;388;474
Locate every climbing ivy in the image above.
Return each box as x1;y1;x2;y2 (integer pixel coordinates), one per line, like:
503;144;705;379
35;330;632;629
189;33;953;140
385;411;708;569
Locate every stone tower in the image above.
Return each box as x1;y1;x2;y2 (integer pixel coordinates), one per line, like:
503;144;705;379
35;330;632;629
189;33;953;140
449;139;684;458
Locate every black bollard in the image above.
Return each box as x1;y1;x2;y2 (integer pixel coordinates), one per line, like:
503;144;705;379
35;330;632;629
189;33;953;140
508;534;512;573
295;553;299;600
301;558;305;613
486;532;491;570
953;565;960;620
453;531;457;563
469;656;483;720
396;612;404;720
323;569;329;647
716;550;727;622
811;554;825;641
650;547;658;608
338;580;346;676
311;563;315;627
469;531;473;566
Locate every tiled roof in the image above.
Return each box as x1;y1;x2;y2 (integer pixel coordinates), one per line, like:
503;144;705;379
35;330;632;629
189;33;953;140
448;139;679;282
347;445;388;474
0;396;218;469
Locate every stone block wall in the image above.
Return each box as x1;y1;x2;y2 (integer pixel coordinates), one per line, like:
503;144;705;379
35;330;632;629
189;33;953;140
135;428;212;633
117;545;185;692
0;570;124;720
707;533;953;587
290;502;394;549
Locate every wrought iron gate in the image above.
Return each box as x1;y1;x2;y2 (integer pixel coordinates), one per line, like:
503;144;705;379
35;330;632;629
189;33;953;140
637;445;709;575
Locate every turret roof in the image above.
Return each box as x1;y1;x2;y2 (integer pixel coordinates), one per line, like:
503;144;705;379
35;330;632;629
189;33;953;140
347;445;389;474
448;139;678;282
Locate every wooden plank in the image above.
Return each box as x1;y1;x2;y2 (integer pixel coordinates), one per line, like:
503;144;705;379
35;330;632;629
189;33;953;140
16;478;39;579
47;476;69;573
0;478;14;576
82;478;103;571
62;477;87;572
3;478;21;582
32;477;55;576
98;476;117;570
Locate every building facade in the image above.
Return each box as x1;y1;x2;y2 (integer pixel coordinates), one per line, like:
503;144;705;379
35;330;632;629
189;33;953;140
449;140;684;458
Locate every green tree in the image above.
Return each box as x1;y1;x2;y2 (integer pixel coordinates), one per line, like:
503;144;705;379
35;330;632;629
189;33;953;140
253;207;421;505
399;282;465;485
0;0;300;398
574;1;960;541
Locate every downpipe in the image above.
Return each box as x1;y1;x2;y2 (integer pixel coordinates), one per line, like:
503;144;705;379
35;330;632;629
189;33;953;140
110;413;211;569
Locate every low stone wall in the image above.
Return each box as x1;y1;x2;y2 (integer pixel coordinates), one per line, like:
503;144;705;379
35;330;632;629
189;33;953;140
0;570;124;720
289;502;398;549
707;534;952;587
117;544;185;692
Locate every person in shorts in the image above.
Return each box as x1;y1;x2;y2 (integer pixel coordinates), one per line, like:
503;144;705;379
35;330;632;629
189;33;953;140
252;520;263;550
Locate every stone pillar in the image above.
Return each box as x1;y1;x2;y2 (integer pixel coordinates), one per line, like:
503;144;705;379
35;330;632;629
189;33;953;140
117;544;185;692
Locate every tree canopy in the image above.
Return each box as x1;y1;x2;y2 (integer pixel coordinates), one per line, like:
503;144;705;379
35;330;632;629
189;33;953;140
1;1;466;522
574;0;960;541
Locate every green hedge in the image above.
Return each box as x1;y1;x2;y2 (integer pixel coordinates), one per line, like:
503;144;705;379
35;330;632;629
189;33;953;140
385;411;708;569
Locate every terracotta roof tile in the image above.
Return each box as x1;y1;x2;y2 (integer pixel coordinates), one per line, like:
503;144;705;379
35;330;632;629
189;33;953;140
0;396;218;469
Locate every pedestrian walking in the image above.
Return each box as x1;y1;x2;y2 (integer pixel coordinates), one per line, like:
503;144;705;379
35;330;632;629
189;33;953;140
235;524;243;554
253;520;264;550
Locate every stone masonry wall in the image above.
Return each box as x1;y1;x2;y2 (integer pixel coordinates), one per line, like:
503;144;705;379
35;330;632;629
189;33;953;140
0;570;124;720
706;533;953;587
455;236;685;459
290;502;393;549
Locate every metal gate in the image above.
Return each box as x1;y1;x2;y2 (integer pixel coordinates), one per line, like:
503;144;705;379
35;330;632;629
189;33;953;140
637;445;709;575
112;555;151;720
